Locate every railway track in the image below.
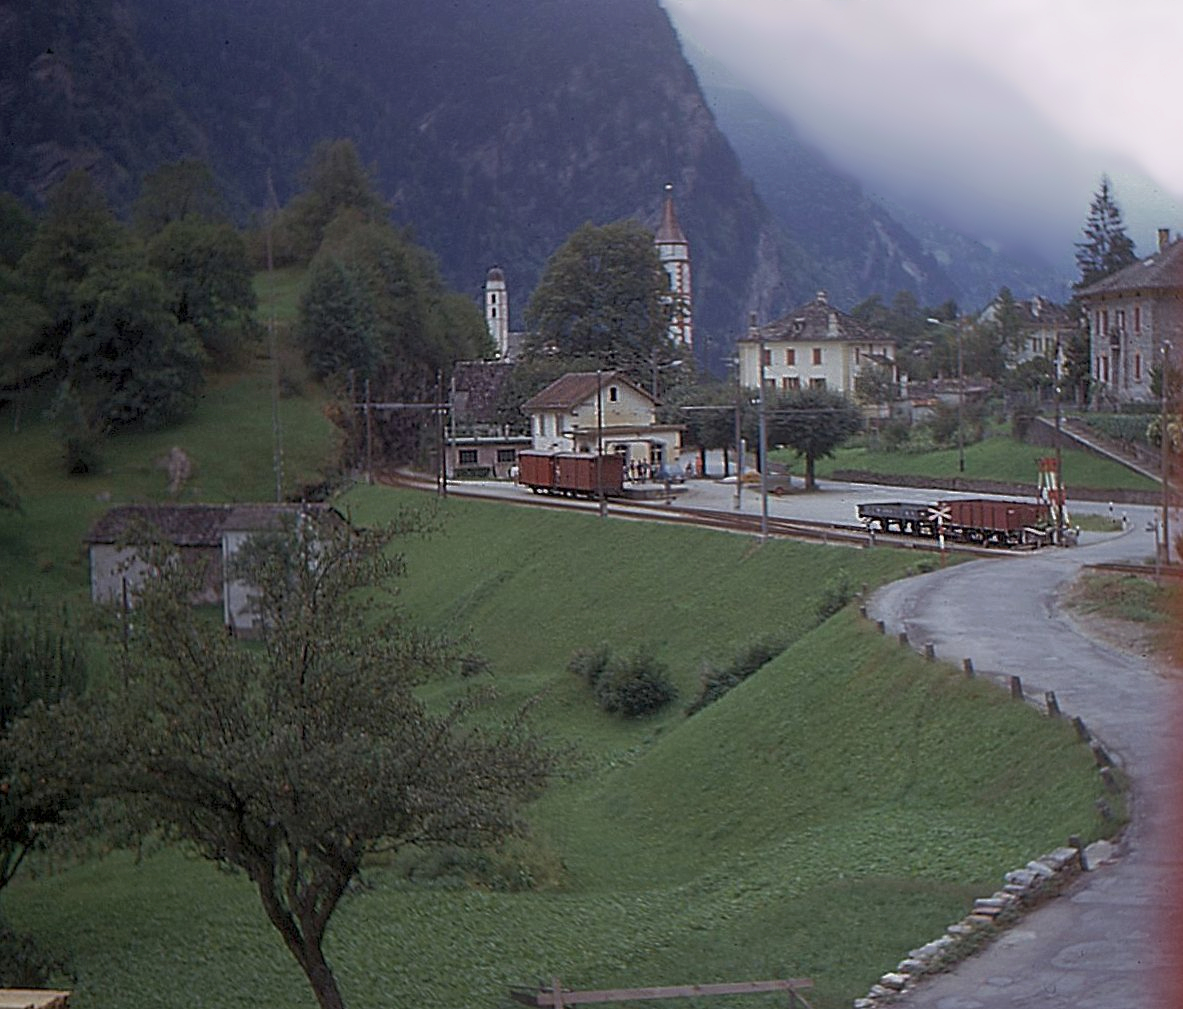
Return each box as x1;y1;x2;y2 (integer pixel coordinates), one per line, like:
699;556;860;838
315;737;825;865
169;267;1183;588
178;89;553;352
378;471;1030;559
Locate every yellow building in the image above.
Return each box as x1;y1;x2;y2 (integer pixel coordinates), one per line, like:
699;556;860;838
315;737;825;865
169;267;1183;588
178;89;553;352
737;291;897;397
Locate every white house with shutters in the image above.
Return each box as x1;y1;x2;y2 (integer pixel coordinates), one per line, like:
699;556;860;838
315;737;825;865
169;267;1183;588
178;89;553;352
520;371;684;473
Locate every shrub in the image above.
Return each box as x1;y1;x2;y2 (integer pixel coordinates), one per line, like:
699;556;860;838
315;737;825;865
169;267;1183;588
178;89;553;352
594;651;677;718
686;637;787;716
880;418;911;451
567;645;611;688
0;926;70;987
816;570;854;622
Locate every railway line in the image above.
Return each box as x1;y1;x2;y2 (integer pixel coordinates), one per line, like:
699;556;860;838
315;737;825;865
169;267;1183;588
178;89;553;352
379;470;1032;559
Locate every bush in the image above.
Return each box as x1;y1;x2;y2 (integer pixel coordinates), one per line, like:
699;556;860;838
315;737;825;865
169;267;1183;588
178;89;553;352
880;418;911;451
686;636;787;716
0;926;70;988
816;570;854;622
567;645;611;688
593;651;677;718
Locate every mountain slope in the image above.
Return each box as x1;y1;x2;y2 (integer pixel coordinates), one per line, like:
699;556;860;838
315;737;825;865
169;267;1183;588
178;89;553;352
1;0;800;370
679;36;1070;310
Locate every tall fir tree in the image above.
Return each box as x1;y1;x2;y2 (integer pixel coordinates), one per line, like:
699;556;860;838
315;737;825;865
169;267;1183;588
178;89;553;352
1074;176;1137;290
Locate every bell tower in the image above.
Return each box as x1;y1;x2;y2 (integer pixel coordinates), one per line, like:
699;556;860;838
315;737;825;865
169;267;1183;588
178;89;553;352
484;266;509;359
654;183;692;349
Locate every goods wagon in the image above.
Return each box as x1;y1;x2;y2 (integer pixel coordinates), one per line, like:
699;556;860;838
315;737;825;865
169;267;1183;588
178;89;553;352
858;498;1051;547
517;451;625;498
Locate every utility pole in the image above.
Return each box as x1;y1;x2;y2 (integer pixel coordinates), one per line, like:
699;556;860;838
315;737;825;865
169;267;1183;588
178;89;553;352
1162;340;1173;570
756;317;768;542
957;323;965;474
733;355;743;511
1053;336;1063;545
596;369;606;518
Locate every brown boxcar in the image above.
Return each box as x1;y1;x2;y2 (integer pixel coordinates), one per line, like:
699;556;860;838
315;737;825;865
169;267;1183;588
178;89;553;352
939;498;1049;545
517;451;558;492
517;452;624;498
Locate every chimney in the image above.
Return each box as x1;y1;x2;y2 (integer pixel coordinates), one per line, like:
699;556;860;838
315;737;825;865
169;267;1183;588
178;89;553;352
1159;228;1171;252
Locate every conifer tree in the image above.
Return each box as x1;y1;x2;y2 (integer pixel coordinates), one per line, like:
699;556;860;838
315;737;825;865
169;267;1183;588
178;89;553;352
1074;176;1137;290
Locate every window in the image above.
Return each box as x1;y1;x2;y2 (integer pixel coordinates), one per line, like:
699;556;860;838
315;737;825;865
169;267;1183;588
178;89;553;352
1134;305;1142;332
810;377;826;390
1102;356;1110;383
785;348;796;366
1115;309;1125;331
458;449;478;465
762;348;772;367
496;448;517;463
1134;353;1142;382
812;347;822;366
609;386;619;402
785;376;800;390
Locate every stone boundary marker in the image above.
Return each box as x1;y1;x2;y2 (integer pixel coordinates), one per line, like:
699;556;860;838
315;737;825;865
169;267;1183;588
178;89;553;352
852;845;1089;1007
852;610;1125;1007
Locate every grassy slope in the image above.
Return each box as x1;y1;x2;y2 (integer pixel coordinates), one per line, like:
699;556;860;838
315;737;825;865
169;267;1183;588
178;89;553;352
0;365;338;601
799;436;1158;492
8;488;1112;1009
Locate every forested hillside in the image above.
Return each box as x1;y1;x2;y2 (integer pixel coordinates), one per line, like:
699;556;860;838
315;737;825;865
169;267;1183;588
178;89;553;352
1;0;801;370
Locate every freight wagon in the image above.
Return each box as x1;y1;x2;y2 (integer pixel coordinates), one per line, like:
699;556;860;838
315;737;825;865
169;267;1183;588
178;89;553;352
858;498;1052;547
517;451;625;498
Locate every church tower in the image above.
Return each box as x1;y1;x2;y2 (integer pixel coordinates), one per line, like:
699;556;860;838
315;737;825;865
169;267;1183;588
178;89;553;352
484;266;509;359
654;184;693;349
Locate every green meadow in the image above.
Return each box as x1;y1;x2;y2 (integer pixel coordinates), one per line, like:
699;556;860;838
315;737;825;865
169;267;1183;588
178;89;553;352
801;435;1158;492
3;476;1114;1008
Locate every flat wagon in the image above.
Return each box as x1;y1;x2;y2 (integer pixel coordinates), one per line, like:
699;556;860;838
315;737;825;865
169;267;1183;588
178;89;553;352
517;451;624;498
856;502;936;536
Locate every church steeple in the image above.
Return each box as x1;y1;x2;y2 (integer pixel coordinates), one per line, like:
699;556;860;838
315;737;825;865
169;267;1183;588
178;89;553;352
484;265;509;359
654;183;692;349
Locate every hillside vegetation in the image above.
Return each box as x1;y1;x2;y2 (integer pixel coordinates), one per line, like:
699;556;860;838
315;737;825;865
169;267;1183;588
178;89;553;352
6;481;1114;1009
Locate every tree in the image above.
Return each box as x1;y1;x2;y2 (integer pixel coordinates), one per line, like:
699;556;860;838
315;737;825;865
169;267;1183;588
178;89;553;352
760;387;863;490
0;265;53;429
298;253;380;380
0;604;88;895
279;140;390;263
61;261;207;432
524;220;673;376
853;363;898;408
0;472;19;513
24;513;551;1009
18;171;132;365
1075;176;1138;290
1063;327;1092;405
299;212;489;401
147;217;260;366
989;287;1024;364
0;194;36;269
132;160;228;237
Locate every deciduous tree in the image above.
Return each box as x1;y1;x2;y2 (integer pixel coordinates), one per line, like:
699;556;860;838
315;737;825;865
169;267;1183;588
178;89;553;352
147;217;260;366
24;513;551;1009
760;387;863;490
524;220;673;375
0;604;87;894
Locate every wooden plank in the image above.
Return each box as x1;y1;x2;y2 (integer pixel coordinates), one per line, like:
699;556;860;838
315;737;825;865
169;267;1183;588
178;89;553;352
0;991;71;1009
524;979;814;1006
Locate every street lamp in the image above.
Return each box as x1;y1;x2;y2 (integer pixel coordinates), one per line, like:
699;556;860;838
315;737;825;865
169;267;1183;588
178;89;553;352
927;317;965;474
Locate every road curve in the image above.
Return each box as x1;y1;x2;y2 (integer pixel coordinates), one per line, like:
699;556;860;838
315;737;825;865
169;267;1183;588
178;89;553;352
868;525;1181;1008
